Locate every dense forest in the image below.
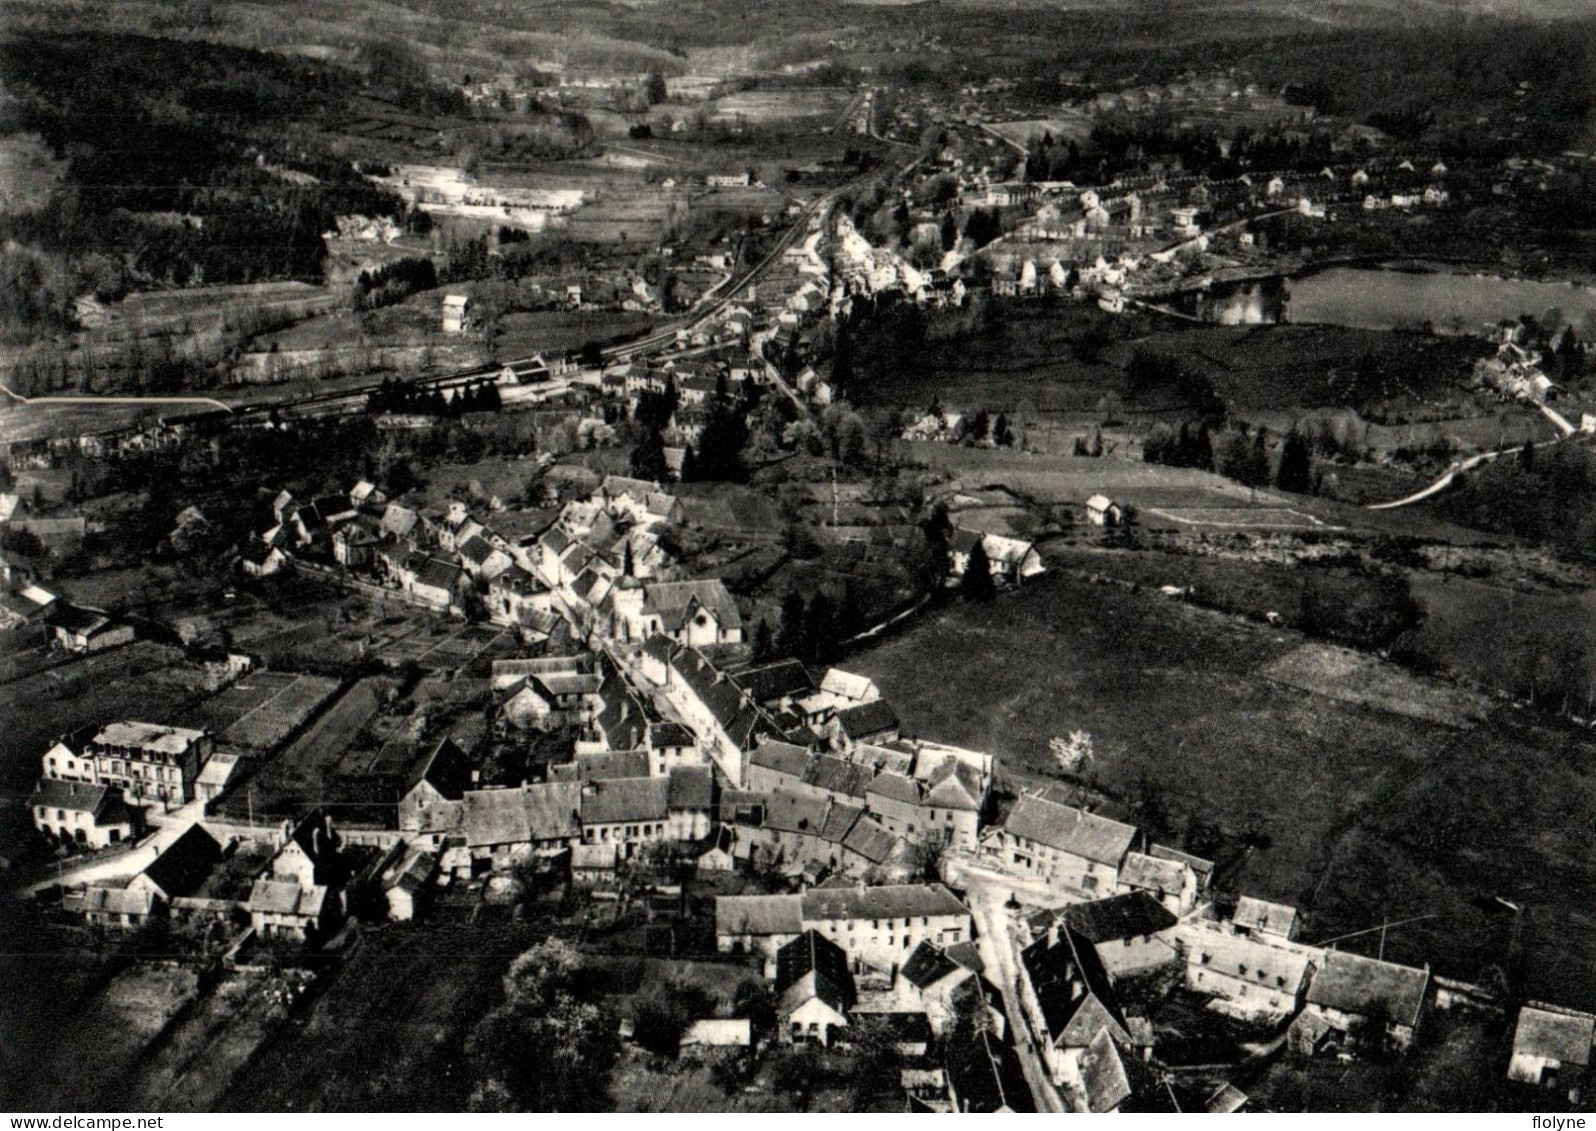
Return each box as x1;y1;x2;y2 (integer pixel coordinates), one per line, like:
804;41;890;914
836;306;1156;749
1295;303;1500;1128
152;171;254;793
0;32;415;338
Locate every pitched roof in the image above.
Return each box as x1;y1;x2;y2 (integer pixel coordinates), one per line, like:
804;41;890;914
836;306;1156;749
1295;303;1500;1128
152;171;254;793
1150;843;1215;879
803;754;874;800
642;579;742;633
715;893;803;937
901;941;964;990
800;883;970;924
842;815;898;864
572;748;652;781
731;659;814;704
140;824;225;899
835;699;899;739
30;777;113;815
763;789;831;836
463;782;582;847
580;776;669;825
776;929;856;1016
246;878;328;918
79;885;155;918
1003;794;1137;867
944;1029;1035;1113
92;721;206;754
1513;1006;1596;1068
405;737;473;802
1306;951;1429;1029
924;759;983;810
867;770;922;806
1118;851;1189;896
819;668;879;703
750;740;811;779
1080;1029;1133;1113
1063;891;1178;943
1233;896;1299;937
1020;927;1129;1047
414;557;463;592
648;721;696;750
667;765;714;810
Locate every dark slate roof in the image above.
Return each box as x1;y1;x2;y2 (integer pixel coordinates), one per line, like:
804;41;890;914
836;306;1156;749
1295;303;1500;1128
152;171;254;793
1063;891;1179;944
648;721;696;750
415;557;463;592
1002;794;1137;867
672;647;778;750
835;699;900;739
901;941;962;989
945;1029;1036;1113
730;659;815;705
1020;927;1129;1048
775;929;856;1015
405;737;473;801
842;815;897;864
763;790;830;836
642;579;742;633
820;800;864;844
924;759;983;810
667;765;714;810
1306;951;1430;1029
140;823;224;899
866;770;922;806
30;777;112;815
574;749;652;780
803;754;874;800
750;740;811;779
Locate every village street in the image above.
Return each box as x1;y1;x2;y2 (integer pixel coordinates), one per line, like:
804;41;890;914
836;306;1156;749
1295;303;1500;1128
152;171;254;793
944;851;1072;1113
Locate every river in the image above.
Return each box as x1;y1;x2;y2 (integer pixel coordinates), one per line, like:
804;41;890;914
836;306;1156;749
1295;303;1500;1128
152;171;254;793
1174;266;1596;335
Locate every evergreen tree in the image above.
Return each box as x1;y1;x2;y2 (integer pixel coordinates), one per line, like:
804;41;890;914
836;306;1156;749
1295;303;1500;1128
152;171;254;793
806;591;835;663
753;618;774;661
1275;426;1313;493
1193;421;1215;470
992;413;1013;447
694;400;749;481
960;539;996;602
630;426;668;482
939;212;958;251
923;502;953;580
1247;426;1271;487
678;444;698;483
1520;439;1537;472
775;591;807;659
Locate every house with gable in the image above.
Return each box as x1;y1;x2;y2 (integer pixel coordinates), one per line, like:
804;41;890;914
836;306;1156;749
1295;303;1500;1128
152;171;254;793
776;930;856;1046
994;793;1137;895
1018;924;1132;1086
1291;950;1431;1055
398;737;474;839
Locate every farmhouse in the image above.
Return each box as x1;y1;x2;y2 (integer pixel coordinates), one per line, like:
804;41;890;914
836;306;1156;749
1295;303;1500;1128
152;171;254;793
48;603;135;653
246;878;337;942
1018;925;1131;1085
1178;920;1312;1019
1061;891;1180;980
994;794;1137;895
1116;848;1208;915
1233;895;1299;940
1085;495;1123;526
776;930;856;1046
1508;1005;1596;1100
1291;950;1431;1054
800;883;972;974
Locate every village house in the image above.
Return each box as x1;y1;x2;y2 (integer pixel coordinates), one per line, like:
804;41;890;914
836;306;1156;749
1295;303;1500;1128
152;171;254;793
994;793;1137;895
943;1028;1035;1113
1085;495;1123;526
642;638;779;786
75;885;159;930
271;811;341;889
716;893;806;974
1290;950;1431;1055
608;579;744;646
246;878;337;942
896;940;985;1035
1508;1005;1596;1100
1115;846;1211;915
776;930;856;1046
47;603;135;654
578;775;672;860
461;781;584;871
1233;895;1300;940
126;823;226;905
1177;919;1313;1019
1018;924;1131;1086
398;738;474;840
380;845;440;922
800;883;973;975
30;778;142;849
1060;891;1181;980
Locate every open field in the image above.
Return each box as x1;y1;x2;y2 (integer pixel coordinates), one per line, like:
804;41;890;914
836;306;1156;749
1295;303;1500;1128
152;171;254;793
123;968;293;1112
219;677;388;820
1146;504;1335;530
193;673;342;750
216;923;536;1112
493;309;655;356
1258;642;1494;728
4;963;201;1109
844;570;1596;994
